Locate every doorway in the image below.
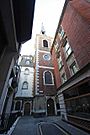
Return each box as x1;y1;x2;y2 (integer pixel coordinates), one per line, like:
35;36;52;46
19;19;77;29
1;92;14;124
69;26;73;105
24;102;30;115
47;98;55;116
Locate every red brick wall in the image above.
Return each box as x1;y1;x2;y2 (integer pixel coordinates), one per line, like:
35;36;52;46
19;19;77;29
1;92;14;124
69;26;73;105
51;0;90;90
39;52;53;67
70;0;90;23
51;48;61;89
61;1;90;70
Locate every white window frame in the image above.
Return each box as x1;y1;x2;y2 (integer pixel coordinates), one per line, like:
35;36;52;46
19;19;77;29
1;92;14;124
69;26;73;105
42;39;49;48
22;81;28;89
61;73;67;84
43;70;54;85
69;61;79;75
24;68;29;75
64;41;72;58
58;25;65;39
58;56;63;70
54;41;59;52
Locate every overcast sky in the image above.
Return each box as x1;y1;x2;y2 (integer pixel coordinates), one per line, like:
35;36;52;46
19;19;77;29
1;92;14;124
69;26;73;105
20;0;65;56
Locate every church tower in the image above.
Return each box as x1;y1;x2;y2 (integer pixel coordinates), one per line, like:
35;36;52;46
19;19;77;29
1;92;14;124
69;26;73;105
33;26;57;116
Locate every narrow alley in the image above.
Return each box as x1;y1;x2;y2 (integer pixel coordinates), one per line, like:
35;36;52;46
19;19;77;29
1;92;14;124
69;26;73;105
7;116;89;135
0;0;90;135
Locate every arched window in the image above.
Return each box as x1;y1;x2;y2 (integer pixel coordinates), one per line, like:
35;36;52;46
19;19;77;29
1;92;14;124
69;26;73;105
22;81;28;89
43;40;48;47
24;68;29;75
43;71;54;85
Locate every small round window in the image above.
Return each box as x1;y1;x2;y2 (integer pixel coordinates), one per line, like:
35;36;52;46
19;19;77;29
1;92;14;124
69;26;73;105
43;54;51;61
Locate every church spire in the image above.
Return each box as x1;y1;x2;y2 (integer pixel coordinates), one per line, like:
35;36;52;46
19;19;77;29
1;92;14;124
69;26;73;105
41;22;45;34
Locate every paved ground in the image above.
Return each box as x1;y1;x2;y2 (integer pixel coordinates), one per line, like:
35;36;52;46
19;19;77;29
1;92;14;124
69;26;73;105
11;116;67;135
10;116;89;135
39;122;67;135
11;117;37;135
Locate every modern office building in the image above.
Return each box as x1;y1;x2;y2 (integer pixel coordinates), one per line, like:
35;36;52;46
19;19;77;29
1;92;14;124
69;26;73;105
51;0;90;132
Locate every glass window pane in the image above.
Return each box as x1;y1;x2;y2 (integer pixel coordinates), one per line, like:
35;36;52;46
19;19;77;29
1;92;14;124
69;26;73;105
45;71;53;84
58;56;63;69
43;40;48;47
64;42;72;57
25;68;29;74
61;73;67;83
70;62;78;75
22;82;28;89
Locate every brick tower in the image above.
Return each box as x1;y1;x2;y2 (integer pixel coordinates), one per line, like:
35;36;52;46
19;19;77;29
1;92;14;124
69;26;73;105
33;27;57;116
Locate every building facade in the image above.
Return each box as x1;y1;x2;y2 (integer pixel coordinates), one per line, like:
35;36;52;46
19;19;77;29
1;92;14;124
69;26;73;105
13;55;34;116
33;30;57;117
51;0;90;132
0;0;35;132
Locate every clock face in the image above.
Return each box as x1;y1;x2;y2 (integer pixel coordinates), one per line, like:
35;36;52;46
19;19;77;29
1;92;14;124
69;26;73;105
43;54;51;61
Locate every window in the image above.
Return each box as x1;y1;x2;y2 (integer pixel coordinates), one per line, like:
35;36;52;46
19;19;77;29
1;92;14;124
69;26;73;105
43;54;51;61
58;26;65;38
58;26;62;33
22;81;28;89
54;42;59;52
58;56;63;70
64;42;72;58
70;61;79;75
43;40;48;47
61;29;64;37
44;71;54;85
61;73;67;84
24;68;29;75
54;42;60;58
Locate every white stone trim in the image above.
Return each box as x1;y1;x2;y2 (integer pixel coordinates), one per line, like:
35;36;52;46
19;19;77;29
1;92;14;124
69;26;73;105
58;93;67;120
35;47;39;95
38;50;50;53
39;66;54;69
